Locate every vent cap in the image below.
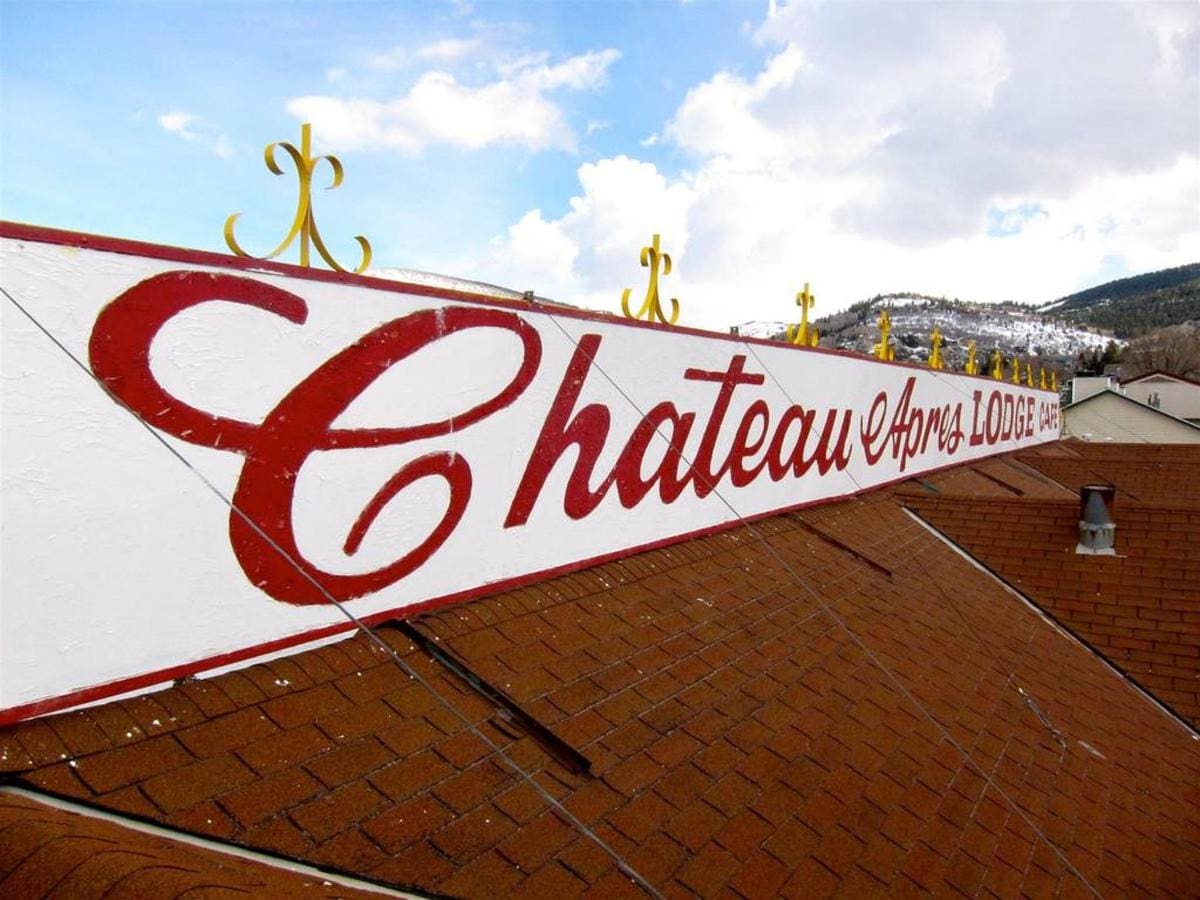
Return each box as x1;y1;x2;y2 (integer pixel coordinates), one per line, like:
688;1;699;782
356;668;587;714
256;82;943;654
1076;484;1116;555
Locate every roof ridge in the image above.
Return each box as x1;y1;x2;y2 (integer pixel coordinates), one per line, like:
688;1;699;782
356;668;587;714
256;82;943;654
1120;369;1200;388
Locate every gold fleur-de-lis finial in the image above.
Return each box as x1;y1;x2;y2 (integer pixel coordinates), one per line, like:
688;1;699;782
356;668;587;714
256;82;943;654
786;282;819;347
965;340;978;375
873;309;895;361
621;233;679;325
1011;356;1022;384
1025;362;1035;388
1052;371;1059;392
224;123;372;274
991;349;1004;380
928;327;944;370
1039;367;1048;390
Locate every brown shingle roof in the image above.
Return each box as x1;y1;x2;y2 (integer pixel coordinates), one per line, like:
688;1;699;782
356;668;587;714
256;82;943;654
0;791;388;898
905;443;1200;729
1015;440;1200;506
2;446;1198;898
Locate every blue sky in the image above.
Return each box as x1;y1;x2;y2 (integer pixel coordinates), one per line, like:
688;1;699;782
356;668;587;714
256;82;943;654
2;1;1197;328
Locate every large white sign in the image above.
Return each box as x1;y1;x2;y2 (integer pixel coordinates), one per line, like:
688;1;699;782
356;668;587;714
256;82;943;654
0;224;1060;721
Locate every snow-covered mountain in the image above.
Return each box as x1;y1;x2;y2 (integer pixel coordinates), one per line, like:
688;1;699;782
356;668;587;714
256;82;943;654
730;320;790;340
732;294;1118;369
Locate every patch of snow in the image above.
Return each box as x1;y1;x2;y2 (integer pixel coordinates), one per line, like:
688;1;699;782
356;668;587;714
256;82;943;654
732;320;788;340
872;306;1118;356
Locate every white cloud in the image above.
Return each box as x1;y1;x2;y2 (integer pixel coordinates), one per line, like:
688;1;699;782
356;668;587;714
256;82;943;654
519;49;618;91
496;51;551;79
740;2;1197;244
665;45;807;164
288;48;620;154
365;46;407;72
157;111;199;140
325;67;348;84
493;209;579;290
416;37;482;63
480;155;693;306
481;151;1197;329
470;2;1199;329
157;110;234;158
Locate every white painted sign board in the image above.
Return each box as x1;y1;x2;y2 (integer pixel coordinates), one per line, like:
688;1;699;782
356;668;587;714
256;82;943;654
0;223;1060;721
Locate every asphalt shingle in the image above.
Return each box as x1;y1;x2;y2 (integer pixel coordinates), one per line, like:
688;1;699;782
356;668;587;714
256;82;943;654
2;441;1198;898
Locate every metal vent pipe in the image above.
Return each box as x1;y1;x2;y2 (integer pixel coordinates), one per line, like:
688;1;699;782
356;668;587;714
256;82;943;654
1076;484;1116;555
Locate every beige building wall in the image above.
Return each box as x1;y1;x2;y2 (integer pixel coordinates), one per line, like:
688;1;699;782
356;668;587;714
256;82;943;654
1069;375;1117;403
1123;374;1200;422
1063;390;1200;443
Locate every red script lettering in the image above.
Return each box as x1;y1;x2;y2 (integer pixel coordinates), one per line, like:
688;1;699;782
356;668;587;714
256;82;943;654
89;271;542;605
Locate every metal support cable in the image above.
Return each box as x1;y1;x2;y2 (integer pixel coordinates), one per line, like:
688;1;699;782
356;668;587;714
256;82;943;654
0;283;664;900
528;301;1103;897
5;274;1104;896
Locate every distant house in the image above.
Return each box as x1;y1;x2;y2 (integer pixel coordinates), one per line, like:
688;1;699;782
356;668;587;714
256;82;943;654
1062;386;1200;443
1068;374;1119;404
1121;370;1200;424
